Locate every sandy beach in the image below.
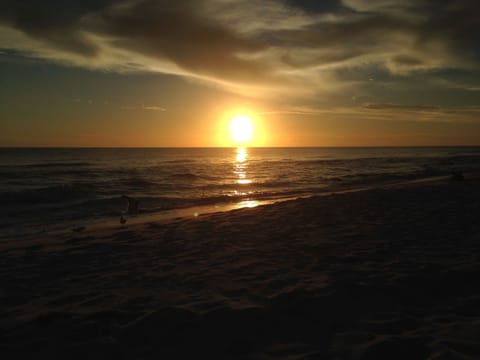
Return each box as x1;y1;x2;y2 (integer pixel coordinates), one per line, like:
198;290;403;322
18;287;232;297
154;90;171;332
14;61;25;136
1;176;480;359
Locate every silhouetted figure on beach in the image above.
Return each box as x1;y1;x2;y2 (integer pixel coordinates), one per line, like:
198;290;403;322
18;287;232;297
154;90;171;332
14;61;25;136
122;195;140;214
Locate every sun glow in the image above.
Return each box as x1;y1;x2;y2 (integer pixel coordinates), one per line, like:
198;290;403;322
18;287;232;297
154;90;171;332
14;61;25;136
230;115;253;144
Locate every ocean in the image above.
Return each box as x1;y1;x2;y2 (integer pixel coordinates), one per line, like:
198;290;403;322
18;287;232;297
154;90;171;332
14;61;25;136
1;147;479;240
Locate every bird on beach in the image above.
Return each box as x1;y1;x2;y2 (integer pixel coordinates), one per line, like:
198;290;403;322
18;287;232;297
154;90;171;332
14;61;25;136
120;214;127;225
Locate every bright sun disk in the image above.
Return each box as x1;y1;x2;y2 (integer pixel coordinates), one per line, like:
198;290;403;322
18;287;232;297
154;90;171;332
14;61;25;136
230;115;253;143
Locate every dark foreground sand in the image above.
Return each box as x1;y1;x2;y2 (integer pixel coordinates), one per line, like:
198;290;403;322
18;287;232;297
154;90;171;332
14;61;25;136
1;177;480;359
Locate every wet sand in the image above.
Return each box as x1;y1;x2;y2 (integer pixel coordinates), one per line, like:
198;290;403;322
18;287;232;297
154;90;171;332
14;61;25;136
1;176;480;359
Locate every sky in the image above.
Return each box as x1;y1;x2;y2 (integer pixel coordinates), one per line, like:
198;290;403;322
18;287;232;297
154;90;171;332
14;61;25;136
1;0;479;147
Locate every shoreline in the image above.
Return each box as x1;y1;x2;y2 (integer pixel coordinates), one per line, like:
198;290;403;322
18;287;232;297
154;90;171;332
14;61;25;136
40;173;456;241
1;175;480;359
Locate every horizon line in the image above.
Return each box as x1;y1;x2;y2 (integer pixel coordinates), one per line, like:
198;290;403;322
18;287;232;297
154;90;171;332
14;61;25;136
1;145;480;149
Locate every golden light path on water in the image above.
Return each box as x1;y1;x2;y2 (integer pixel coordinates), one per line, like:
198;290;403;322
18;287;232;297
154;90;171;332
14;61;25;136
234;147;252;186
90;147;262;232
233;147;259;208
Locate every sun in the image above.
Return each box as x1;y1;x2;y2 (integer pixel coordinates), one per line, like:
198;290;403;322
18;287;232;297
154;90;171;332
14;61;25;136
230;115;253;144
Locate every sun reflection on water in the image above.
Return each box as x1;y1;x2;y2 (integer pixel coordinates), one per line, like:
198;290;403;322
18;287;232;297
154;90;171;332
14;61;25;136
235;200;260;209
236;147;247;163
232;147;259;209
234;147;252;185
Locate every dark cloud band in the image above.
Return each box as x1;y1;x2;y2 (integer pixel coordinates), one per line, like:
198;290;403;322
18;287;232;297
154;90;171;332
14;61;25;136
0;0;479;86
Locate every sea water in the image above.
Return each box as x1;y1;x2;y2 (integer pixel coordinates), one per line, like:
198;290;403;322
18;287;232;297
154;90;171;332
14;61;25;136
1;147;479;240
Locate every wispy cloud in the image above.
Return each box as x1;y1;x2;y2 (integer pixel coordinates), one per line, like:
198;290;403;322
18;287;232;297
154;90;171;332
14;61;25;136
0;0;479;100
261;103;480;124
363;103;441;112
120;104;166;111
142;105;166;111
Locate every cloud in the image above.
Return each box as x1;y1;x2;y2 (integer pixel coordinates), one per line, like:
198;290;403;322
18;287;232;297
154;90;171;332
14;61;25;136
119;104;166;111
99;1;270;80
142;105;166;111
0;0;116;56
363;103;440;112
360;103;480;124
285;0;350;14
0;1;269;79
261;102;480;125
0;0;478;99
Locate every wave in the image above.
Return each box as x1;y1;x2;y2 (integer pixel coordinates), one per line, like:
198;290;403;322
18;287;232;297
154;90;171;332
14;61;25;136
435;154;480;166
300;156;422;166
116;178;159;188
168;172;201;180
0;183;96;205
167;173;220;181
161;159;197;164
21;162;92;168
